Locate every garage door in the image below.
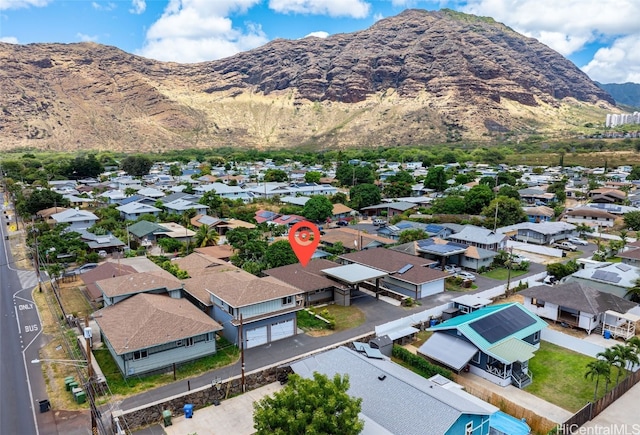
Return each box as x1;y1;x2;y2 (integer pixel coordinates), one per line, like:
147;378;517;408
246;326;268;349
270;319;295;342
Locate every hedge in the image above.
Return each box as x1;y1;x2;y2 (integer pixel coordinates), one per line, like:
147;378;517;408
392;345;453;380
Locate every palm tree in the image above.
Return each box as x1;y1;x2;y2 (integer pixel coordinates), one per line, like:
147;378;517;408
194;225;219;248
619;229;629;249
584;359;611;402
575;223;593;239
612;343;639;382
596;348;619;392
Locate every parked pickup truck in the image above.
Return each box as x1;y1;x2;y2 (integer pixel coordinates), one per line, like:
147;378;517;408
553;241;578;251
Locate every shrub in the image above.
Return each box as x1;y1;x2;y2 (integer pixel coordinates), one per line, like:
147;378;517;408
392;345;452;379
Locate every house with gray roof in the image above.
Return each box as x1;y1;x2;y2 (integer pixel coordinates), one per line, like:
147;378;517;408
127;220;171;248
94;293;222;378
194;182;253;202
498;221;576;245
565;262;640;300
290;346;494;435
421;303;547;388
520;282;639;336
162;198;209;216
360;202;417;218
116;201;161;220
51;208;99;231
96;268;183;306
447;225;507;251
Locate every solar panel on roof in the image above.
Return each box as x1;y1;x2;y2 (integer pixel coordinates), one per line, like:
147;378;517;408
397;223;412;229
397;264;414;274
592;270;622;283
469;305;536;344
616;263;631;272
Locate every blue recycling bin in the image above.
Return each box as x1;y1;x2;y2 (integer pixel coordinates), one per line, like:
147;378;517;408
430;319;438;327
604;330;611;339
183;404;194;418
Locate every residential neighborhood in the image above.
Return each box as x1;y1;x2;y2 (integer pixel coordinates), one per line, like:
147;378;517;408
3;154;640;435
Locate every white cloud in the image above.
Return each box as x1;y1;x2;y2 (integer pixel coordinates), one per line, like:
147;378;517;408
582;35;640;84
138;0;267;63
303;31;329;39
92;1;116;11
76;33;99;42
0;36;19;43
268;0;370;18
460;0;640;82
0;0;51;11
129;0;145;14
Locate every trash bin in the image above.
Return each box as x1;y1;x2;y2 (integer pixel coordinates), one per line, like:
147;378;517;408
38;399;50;413
184;404;194;418
74;390;86;404
162;410;172;427
64;377;75;391
429;319;438;327
68;381;79;392
604;330;612;339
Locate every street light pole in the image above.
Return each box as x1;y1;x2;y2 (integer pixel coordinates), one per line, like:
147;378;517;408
84;316;97;433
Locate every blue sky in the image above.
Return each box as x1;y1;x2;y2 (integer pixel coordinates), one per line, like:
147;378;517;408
1;0;639;84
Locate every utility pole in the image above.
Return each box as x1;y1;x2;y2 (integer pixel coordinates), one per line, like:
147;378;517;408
239;313;245;392
84;316;97;434
506;247;513;297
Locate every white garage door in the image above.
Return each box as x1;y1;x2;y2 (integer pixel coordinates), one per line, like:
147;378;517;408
246;326;268;349
270;319;295;342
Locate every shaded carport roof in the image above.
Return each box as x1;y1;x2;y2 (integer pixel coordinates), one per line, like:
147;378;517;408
418;332;478;371
321;263;388;284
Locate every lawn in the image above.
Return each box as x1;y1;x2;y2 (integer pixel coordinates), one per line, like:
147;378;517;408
525;341;603;412
297;309;331;331
323;304;366;330
481;267;528;280
94;337;239;398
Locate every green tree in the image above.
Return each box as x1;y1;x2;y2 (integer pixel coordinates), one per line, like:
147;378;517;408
596;348;620;392
194;225;219;248
628;166;640;180
264;240;299;268
610;344;638;383
497;185;521;200
382;170;414;199
423;167;447;191
302;195;334;222
349;184;381;210
584;359;611;402
547;180;567;203
430;196;466;214
157;237;184;254
67;154;104;178
335;163;374;186
481;197;527;228
624;211;640;231
625;278;640;302
253;373;364;435
398;229;428;244
331;192;348;204
575;223;594;238
464;184;495;215
120;155;153;177
264;169;289;182
19;189;69;216
304;171;322;184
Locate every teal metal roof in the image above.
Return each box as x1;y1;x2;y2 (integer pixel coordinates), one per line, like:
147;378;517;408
128;220;169;238
428;302;547;363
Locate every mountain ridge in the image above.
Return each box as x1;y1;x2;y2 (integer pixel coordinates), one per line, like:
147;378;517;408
0;9;616;152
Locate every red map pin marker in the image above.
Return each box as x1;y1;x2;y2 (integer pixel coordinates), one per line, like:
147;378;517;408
288;221;320;267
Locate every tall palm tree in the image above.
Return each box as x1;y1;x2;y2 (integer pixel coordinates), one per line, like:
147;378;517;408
194;225;219;248
596;348;619;392
612;343;639;382
625;278;640;303
575;223;593;239
585;360;611;402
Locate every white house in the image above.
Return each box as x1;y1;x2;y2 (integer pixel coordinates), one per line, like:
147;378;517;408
51;208;99;231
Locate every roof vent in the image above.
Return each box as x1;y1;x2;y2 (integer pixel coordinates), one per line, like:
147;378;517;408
378;375;386;381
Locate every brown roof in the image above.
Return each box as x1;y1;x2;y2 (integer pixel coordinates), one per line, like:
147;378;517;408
182;262;244;305
96;269;182;298
321;227;395;248
81;262;137;301
264;259;347;292
37;206;71;219
523;206;555;217
340;247;448;285
206;272;303;307
332;203;354;215
617;248;640;260
589;188;626;199
194;245;235;259
566;208;617;219
94;293;222;354
172;252;230;276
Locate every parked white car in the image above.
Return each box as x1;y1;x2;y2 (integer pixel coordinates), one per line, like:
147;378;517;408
455;271;476;281
568;237;588;246
444;264;461;274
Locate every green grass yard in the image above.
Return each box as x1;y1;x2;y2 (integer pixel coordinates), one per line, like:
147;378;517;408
525;341;611;412
480;267;528;280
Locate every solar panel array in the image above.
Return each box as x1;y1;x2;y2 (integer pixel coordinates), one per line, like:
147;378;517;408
592;270;622;283
468;305;536;344
616;263;632;272
257;210;278;220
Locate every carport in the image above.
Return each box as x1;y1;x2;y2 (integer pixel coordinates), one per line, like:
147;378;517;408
322;263;388;305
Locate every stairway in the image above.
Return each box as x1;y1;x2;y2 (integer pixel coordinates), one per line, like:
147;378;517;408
511;370;533;389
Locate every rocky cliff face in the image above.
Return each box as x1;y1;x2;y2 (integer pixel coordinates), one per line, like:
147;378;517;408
0;9;615;152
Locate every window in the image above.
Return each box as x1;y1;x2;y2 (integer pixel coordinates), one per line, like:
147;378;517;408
533;331;540;342
228;305;233;315
282;296;293;305
465;421;473;435
133;350;148;360
472;351;480;364
532;298;545;308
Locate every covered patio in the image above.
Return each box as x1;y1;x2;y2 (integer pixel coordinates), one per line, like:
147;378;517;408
321;263;388;306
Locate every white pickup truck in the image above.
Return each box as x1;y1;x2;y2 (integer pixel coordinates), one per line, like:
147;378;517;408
553;241;578;251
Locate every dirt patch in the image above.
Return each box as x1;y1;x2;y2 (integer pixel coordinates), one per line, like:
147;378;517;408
8;230;33;270
305;329;334;337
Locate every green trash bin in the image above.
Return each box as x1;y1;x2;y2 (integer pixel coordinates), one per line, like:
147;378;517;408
75;390;86;404
64;377;75;391
162;410;172;427
68;381;79;393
